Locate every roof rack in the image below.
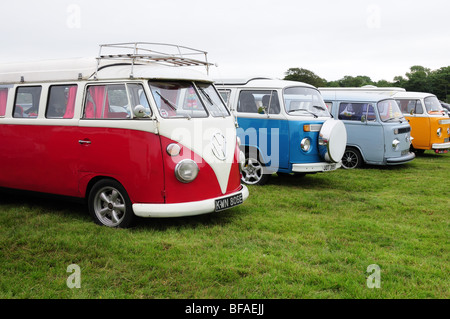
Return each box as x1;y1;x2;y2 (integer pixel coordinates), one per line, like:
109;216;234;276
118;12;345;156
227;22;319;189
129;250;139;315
94;42;214;79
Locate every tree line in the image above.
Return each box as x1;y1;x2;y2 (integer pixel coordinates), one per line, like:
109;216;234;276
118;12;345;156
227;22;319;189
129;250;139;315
284;65;450;102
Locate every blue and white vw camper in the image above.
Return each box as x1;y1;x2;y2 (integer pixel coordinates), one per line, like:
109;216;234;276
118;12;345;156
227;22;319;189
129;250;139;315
216;78;347;185
321;90;415;168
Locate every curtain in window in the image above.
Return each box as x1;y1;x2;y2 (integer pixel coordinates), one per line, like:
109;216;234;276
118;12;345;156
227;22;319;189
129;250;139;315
0;89;8;116
63;86;77;119
85;86;108;119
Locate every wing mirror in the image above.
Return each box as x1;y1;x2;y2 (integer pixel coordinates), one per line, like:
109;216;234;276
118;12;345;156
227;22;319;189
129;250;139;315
133;105;148;118
258;106;266;115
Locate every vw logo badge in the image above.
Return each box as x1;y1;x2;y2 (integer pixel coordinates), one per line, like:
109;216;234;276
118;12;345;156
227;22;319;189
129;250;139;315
211;133;227;161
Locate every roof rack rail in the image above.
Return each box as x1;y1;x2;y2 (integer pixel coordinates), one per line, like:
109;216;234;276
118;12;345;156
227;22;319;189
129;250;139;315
94;42;214;79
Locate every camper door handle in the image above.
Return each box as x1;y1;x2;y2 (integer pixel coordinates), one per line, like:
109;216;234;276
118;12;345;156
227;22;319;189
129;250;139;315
78;139;92;145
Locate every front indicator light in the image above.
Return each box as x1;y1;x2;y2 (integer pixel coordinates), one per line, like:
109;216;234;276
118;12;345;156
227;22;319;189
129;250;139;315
175;159;199;183
167;143;181;156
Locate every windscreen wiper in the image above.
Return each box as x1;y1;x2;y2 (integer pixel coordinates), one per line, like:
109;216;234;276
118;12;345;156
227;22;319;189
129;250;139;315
313;105;326;111
155;91;177;111
198;87;214;105
288;108;318;118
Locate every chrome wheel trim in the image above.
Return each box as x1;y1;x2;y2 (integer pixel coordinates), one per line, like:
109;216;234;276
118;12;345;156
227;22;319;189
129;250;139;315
93;186;126;227
241;157;263;185
342;150;359;169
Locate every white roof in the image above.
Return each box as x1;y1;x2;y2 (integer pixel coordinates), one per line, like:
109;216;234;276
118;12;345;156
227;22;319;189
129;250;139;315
319;86;405;94
318;86;438;99
214;77;316;90
0;57;212;84
320;90;394;102
389;91;437;99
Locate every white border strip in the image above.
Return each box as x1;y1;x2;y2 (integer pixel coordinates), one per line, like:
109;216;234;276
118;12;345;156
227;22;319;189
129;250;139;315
132;185;249;218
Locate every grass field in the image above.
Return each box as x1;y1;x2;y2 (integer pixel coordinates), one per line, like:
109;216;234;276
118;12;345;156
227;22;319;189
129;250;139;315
0;152;448;299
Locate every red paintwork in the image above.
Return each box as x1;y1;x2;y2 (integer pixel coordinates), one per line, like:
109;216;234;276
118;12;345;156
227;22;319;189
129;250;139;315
0;124;242;205
0;124;165;203
160;135;242;203
226;143;243;194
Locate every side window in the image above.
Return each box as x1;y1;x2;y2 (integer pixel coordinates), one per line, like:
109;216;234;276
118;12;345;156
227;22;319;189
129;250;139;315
14;86;42;118
366;104;376;121
338;103;373;121
46;85;77;119
414;100;423;114
84;84;128;119
397;99;423;114
237;91;258;113
338;103;353;120
261;91;280;114
84;83;150;119
237;90;280;114
218;89;231;105
128;83;152;117
396;99;409;114
0;87;9;117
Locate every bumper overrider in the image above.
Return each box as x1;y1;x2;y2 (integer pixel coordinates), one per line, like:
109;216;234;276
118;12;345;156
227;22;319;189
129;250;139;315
132;185;249;218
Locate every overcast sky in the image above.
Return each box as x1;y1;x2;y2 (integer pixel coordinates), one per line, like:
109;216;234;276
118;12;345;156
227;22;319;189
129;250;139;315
1;0;449;82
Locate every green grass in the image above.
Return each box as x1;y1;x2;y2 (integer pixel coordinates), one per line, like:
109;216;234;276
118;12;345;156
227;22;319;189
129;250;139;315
0;152;449;299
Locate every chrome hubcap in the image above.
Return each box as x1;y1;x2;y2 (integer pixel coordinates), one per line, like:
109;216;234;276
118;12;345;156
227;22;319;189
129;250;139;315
342;151;358;169
94;186;126;227
242;158;263;184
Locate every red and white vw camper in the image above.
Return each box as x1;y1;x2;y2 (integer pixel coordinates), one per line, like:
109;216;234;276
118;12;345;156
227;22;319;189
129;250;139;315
0;43;248;227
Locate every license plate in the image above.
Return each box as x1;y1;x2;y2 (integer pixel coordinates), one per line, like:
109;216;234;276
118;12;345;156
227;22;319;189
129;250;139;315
323;164;336;171
445;137;449;143
401;149;409;156
215;193;243;212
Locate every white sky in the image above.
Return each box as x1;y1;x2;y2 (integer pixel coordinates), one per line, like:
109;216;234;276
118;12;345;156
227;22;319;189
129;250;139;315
1;0;449;82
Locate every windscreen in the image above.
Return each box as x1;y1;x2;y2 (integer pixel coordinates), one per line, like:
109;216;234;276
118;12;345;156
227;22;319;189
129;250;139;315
149;81;229;118
377;99;404;122
424;96;445;113
284;87;330;118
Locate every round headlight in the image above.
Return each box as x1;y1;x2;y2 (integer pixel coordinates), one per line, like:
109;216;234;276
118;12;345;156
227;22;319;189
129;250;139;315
175;159;199;183
301;138;311;152
437;127;442;137
392;138;400;150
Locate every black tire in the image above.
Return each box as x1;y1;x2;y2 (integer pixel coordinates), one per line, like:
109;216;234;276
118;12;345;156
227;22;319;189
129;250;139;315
410;146;425;155
241;154;270;185
88;179;134;228
341;147;363;169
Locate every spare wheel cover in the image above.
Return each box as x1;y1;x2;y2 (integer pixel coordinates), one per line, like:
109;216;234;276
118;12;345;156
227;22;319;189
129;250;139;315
318;119;347;163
